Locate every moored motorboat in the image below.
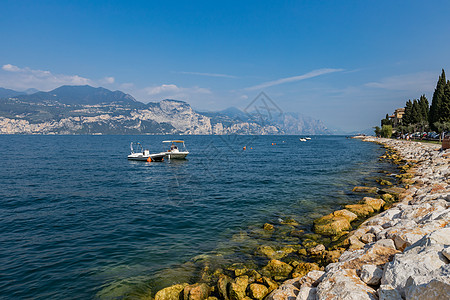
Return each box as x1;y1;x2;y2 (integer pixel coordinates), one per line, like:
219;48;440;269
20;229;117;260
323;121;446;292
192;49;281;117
299;138;307;142
127;142;166;162
163;140;189;159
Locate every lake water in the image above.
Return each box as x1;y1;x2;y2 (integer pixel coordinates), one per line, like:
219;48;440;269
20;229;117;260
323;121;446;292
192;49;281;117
0;135;393;299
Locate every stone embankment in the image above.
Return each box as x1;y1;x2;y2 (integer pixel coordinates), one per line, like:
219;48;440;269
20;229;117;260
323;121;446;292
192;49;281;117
151;137;449;300
266;137;450;300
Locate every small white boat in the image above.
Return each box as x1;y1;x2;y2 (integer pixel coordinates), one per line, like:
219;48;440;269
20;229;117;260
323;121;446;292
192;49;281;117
163;140;189;159
128;142;166;162
305;137;311;140
299;138;307;142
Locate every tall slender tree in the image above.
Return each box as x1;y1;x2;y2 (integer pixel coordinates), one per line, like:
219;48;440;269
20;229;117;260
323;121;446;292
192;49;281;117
403;99;413;125
442;80;450;123
429;69;446;129
411;99;420;124
418;94;429;122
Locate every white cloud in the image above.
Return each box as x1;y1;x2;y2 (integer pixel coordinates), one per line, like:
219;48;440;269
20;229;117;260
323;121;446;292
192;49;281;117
244;68;344;91
176;71;238;79
100;76;115;84
0;64;92;91
2;64;21;72
365;72;436;92
137;84;212;102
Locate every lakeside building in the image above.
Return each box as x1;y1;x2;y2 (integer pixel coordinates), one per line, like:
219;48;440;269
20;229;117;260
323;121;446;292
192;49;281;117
389;108;405;128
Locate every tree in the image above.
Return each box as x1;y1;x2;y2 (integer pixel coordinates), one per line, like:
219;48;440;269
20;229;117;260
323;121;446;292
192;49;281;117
429;69;446;129
411;99;420;124
442;80;450;123
418;94;429;123
373;126;381;137
381;114;392;126
381;125;393;138
403;99;413;125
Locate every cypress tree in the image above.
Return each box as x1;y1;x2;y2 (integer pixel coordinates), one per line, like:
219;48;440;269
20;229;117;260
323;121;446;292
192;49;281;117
403;99;413;125
429;69;446;129
411;99;420;124
442;80;450;123
418;94;429;122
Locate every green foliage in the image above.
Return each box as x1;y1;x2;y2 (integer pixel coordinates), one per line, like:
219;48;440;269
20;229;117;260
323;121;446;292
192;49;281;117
403;100;413;125
418;94;429;122
381;125;393;138
381;113;392;126
373;126;381;137
429;69;447;129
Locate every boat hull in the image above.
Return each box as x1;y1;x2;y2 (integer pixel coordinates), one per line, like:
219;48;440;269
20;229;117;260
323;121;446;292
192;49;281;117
127;152;166;162
165;151;189;159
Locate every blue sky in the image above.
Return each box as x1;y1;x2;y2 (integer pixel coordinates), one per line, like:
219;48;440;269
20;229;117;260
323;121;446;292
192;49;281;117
1;0;450;131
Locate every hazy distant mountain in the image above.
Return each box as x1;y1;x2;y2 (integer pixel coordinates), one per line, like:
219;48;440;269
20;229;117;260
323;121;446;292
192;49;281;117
0;85;335;135
12;85;138;106
0;87;25;98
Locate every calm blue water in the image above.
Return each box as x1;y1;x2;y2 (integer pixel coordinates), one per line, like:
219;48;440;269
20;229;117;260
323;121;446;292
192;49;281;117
0;135;391;299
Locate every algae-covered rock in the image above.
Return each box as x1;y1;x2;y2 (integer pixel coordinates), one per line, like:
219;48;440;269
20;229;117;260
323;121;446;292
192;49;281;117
217;274;232;300
263;223;274;231
155;283;189;300
298;248;307;256
292;262;320;278
261;276;278;293
229;276;248;300
314;209;358;224
345;204;374;217
313;217;352;236
183;283;210;300
247;283;269;300
362;197;386;211
381;193;394;202
377;179;393;186
352;186;378;193
323;250;341;263
261;260;293;278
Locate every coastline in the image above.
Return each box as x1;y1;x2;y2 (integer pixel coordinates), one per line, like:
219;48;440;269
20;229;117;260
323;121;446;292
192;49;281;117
266;137;449;300
151;137;449;300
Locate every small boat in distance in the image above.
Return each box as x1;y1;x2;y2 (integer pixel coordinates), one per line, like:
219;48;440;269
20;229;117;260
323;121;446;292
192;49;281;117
128;142;166;162
299;138;307;142
163;140;189;159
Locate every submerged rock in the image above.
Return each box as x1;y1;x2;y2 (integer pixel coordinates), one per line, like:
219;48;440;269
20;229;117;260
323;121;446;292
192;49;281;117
352;186;378;193
263;223;274;231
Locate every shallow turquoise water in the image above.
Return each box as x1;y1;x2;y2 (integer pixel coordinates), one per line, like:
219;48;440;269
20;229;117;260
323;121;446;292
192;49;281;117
0;135;392;299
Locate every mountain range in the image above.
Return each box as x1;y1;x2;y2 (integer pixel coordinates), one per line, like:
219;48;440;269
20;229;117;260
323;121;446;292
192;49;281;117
0;85;335;135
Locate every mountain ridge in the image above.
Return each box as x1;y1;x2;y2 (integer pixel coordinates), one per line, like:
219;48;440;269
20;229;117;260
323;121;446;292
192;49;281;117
0;85;334;135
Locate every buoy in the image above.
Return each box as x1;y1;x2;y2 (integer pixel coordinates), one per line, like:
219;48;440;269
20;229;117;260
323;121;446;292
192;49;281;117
147;157;152;162
250;147;253;150
243;146;246;150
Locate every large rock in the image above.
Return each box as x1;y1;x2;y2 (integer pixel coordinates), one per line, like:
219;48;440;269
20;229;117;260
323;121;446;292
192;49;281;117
313;217;352;236
381;232;448;297
183;283;210;300
404;274;450;300
378;284;402;300
291;263;320;279
316;268;377;300
217;274;232;300
352;186;378;193
296;286;316;300
362;197;385;211
155;283;189;300
261;260;293;278
359;264;383;285
247;283;268;300
229;276;248;300
333;243;399;270
264;278;300;300
344;204;374;217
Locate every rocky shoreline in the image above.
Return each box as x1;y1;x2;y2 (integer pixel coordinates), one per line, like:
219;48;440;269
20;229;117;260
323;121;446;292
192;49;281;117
150;137;449;300
266;137;450;300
